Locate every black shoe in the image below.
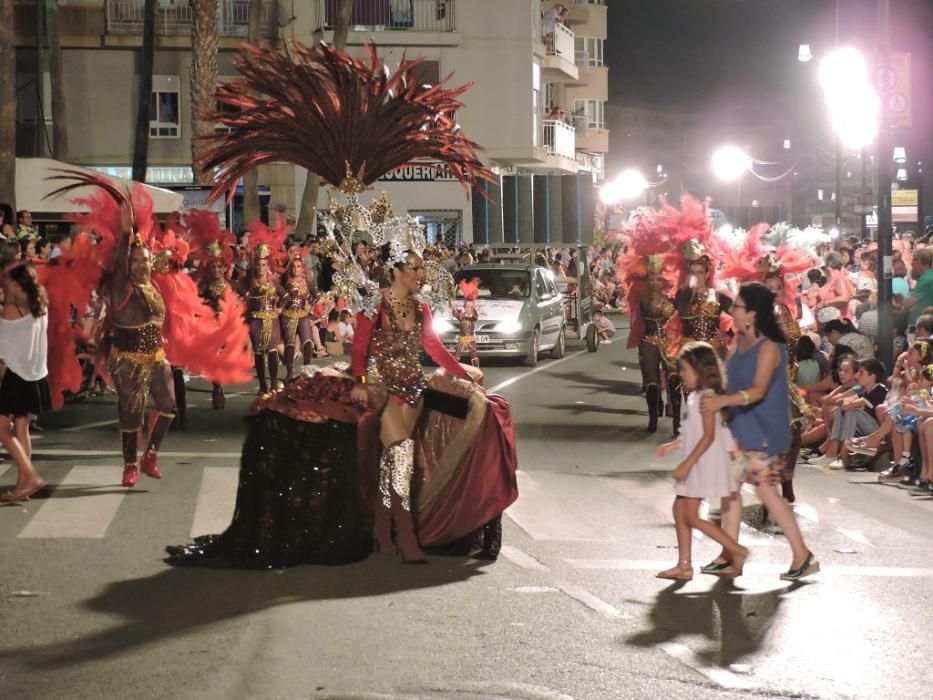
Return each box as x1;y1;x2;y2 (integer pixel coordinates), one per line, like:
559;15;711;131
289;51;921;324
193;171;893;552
897;476;921;489
780;551;820;581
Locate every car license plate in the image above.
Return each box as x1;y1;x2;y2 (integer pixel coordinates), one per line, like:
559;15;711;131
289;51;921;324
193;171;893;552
477;335;490;344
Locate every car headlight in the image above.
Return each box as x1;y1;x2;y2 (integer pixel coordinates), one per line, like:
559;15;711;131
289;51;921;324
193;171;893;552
432;318;454;334
495;319;523;333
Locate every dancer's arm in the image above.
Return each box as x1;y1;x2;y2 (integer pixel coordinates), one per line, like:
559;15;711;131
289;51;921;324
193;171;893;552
420;303;468;379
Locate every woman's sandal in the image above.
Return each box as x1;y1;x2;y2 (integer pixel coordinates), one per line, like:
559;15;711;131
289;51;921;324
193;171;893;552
656;563;693;581
700;559;733;576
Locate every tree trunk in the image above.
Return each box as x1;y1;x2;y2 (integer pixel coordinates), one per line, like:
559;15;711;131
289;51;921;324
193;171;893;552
132;0;158;182
44;0;68;161
0;0;15;210
294;0;353;241
190;0;219;186
241;0;263;225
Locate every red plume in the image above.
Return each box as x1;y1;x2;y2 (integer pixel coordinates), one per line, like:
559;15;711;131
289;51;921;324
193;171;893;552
458;278;480;301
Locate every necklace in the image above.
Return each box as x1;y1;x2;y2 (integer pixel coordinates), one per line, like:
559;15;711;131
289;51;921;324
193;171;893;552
386;289;412;320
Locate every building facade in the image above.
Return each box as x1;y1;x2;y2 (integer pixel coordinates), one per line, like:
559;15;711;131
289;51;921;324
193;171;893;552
13;0;609;242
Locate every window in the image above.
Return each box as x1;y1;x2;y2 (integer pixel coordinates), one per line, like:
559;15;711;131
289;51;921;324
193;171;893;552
574;37;604;67
412;60;440;86
543;82;555;114
409;210;462;248
535;270;550;298
214;75;240;134
574;99;605;129
149;75;181;139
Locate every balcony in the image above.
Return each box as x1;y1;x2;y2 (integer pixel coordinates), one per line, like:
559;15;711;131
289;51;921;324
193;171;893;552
105;0;276;38
576;151;605;181
543;119;575;159
541;22;579;82
575;127;609;154
565;0;608;29
313;0;456;33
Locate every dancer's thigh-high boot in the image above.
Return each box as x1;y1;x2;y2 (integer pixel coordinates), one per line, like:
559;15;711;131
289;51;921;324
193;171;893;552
378;439;425;563
284;345;296;382
212;383;225;410
254;353;268;395
302;341;314;366
171;367;187;431
267;351;280;392
646;384;661;433
668;374;683;436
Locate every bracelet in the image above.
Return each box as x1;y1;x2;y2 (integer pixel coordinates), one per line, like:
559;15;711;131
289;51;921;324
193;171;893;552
739;390;751;406
357;375;367;384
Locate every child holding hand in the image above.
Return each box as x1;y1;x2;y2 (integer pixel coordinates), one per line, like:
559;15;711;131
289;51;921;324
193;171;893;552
655;342;748;581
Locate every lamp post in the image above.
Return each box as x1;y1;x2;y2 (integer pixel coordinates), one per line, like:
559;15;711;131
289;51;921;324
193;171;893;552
876;0;894;374
600;169;651;235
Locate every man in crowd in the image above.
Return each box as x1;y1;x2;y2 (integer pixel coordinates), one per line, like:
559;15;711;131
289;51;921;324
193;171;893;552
904;248;933;329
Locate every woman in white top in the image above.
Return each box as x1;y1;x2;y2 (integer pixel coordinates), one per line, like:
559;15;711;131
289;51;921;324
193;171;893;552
0;264;50;501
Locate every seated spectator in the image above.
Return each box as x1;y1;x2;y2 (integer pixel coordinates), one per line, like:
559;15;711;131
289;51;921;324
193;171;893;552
824;318;875;360
592;309;615;344
809;358;887;469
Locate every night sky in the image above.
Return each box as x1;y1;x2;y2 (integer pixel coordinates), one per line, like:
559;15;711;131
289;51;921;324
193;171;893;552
605;0;933;214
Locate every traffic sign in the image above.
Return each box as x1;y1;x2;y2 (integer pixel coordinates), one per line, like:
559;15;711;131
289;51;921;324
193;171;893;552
874;52;911;128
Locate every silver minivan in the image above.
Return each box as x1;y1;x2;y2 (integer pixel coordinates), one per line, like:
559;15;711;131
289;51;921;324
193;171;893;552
433;263;566;366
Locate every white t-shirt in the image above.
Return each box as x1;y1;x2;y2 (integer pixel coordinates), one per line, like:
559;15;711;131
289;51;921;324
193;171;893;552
0;313;49;381
338;321;354;340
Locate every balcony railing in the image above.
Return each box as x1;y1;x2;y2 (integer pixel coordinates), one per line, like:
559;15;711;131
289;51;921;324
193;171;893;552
543;119;575;160
105;0;276;38
545;22;574;59
313;0;456;32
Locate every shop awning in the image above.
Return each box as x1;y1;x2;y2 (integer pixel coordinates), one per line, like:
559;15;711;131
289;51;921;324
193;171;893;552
15;158;184;216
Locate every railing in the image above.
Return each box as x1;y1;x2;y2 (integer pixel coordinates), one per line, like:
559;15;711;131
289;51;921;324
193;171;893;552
543;119;575;159
545;22;575;58
313;0;456;32
106;0;276;38
576;151;604;179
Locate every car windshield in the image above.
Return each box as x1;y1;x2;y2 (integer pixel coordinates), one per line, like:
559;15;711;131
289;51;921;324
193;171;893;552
454;269;531;299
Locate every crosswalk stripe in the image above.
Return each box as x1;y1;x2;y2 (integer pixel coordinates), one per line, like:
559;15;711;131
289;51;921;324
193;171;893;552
505;471;612;542
18;467;126;539
190;467;239;538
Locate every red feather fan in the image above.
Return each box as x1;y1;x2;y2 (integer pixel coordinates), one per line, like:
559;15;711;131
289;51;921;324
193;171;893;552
458;278;480;301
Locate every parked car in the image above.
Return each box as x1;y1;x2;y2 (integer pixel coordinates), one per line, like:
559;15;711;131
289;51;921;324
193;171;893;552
433;263;565;366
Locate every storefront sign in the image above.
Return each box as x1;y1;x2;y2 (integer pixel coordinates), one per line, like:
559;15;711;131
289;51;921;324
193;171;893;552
380;163;459;182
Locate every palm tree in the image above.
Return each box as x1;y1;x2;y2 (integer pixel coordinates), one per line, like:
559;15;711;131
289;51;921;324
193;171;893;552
293;0;354;240
0;0;15;208
132;0;158;182
44;0;69;160
190;0;219;185
241;0;263;224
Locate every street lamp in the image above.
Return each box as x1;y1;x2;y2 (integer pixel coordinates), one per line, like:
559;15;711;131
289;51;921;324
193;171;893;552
711;146;751;181
896;168;908;182
798;44;813;62
893;146;907;163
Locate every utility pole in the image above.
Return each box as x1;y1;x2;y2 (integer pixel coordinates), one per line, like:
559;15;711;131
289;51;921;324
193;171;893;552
876;0;893;374
833;0;843;236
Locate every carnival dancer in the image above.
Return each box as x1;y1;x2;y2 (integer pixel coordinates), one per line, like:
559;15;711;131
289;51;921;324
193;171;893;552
351;247;473;562
452;278;481;367
618;212;679;433
165;40;515;569
107;204;177;487
280;251;328;382
236;226;286;395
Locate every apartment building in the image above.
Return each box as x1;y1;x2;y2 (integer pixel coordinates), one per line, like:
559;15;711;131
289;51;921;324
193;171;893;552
13;0;610;242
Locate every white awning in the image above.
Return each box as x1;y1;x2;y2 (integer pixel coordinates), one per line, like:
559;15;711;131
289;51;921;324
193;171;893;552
15;158;184;215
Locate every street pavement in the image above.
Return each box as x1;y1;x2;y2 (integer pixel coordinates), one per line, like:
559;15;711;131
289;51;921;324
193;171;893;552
2;318;933;699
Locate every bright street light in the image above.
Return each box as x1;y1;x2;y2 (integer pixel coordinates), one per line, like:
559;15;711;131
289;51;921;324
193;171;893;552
897;168;908;181
599;179;623;205
819;47;880;150
798;44;813;62
711;146;751;181
893;146;907;163
818;46;869;93
616;169;648;199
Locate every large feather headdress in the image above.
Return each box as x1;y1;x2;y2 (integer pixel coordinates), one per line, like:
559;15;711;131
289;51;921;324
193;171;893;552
202;40;489;315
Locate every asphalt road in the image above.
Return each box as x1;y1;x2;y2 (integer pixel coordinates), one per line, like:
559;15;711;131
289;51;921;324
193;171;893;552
2;318;933;700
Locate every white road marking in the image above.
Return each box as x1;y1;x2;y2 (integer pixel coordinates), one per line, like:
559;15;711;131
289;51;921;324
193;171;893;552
61;419;119;433
500;545;550;572
18;467;126;539
660;642;754;691
506;471;612;542
28;449;241;459
556;583;628;619
190;467;239;538
565;558;933;578
834;527;874;547
487;350;586;394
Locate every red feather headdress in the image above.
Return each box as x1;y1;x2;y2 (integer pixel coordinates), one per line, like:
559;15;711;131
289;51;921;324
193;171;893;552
201;41;496;201
183;209;236;269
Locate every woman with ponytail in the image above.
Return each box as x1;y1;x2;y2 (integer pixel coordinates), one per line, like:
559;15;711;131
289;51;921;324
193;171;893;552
0;264;50;501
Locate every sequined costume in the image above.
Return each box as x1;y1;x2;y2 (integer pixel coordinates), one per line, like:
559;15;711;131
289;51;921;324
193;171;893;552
198;277;232;409
675;289;733;355
108;228;175;484
235;265;286;394
279;274;323;380
452;305;480;366
637;295;680;431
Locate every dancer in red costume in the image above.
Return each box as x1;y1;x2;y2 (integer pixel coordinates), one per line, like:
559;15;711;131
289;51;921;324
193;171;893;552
280;250;328;382
165;40;516;569
452;278;481;368
42;172;253;487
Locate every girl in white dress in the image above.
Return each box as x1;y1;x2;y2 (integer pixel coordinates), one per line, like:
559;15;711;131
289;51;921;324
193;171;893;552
655;342;747;581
